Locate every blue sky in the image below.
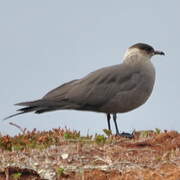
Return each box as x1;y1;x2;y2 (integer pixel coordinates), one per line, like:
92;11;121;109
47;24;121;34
1;1;180;136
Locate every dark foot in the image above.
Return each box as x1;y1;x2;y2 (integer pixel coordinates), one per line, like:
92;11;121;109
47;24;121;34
116;132;134;139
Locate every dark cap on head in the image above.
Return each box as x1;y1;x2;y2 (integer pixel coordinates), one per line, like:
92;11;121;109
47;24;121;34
130;43;154;52
130;43;165;56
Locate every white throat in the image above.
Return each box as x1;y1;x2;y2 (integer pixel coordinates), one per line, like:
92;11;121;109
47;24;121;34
123;48;152;64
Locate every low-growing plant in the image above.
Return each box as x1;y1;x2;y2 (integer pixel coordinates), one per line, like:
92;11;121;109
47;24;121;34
11;172;22;180
94;134;106;144
56;167;65;177
64;131;80;140
103;129;112;137
155;128;161;134
140;131;150;138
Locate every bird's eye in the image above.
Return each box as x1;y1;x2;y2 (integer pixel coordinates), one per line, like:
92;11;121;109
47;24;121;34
141;46;154;53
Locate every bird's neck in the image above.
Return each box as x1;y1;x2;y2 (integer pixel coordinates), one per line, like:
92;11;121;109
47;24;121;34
123;49;151;65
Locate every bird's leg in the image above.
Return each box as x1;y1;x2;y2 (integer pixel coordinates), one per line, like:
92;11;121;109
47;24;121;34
113;113;120;134
113;113;134;139
106;113;111;131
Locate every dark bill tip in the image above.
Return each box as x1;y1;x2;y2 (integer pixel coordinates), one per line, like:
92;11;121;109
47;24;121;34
154;50;165;56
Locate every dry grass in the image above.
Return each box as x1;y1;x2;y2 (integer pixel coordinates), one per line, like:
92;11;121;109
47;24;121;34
0;126;179;180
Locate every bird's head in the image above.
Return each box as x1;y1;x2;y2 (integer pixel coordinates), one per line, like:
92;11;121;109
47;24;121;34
123;43;165;63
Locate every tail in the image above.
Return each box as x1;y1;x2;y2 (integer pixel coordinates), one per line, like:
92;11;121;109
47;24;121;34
4;99;77;120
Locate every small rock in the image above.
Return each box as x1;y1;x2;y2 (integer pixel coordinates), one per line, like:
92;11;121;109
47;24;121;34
61;153;69;160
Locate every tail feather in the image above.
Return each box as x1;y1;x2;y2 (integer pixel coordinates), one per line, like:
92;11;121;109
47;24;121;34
3;105;42;120
4;98;79;120
35;109;55;114
3;112;28;120
17;106;37;112
15;99;46;106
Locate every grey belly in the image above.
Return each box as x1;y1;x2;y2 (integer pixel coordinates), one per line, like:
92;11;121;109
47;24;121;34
100;82;154;113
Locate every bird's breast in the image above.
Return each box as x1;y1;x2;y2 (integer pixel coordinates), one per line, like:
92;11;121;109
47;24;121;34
101;62;156;113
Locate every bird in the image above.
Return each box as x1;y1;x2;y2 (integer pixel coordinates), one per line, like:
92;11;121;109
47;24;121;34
4;43;165;137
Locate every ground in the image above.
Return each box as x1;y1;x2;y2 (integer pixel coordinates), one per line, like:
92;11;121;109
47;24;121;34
0;125;179;180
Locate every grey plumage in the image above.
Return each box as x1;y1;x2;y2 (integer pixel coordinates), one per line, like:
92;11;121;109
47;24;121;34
4;43;165;136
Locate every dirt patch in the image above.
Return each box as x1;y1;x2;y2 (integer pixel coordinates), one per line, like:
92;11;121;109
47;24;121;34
0;129;179;179
0;167;41;180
